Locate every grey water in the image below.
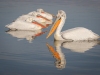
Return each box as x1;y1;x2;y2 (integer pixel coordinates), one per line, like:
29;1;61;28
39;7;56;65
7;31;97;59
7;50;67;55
0;0;100;75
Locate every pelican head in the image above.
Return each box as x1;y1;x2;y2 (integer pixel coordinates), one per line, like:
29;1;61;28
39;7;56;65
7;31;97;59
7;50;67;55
28;11;38;16
46;10;66;38
37;9;44;13
32;11;39;17
37;8;56;18
57;10;66;19
25;17;34;22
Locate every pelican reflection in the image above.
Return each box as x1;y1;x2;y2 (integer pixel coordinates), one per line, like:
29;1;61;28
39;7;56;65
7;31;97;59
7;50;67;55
46;42;66;69
46;40;100;69
6;30;47;43
59;40;100;53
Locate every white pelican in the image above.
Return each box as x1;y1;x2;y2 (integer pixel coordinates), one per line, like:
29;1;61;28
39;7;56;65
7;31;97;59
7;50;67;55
16;14;51;26
28;10;54;25
5;12;52;31
28;9;56;24
5;10;56;31
5;19;47;31
46;10;100;41
36;9;56;20
6;30;47;43
15;15;49;25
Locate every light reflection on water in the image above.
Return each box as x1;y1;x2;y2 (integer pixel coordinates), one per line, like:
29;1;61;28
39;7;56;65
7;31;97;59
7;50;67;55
0;0;100;75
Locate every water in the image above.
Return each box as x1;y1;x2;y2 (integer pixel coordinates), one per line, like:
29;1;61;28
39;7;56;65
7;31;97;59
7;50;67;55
0;0;100;75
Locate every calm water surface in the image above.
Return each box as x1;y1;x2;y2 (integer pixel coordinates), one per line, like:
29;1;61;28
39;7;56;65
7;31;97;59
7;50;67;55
0;0;100;75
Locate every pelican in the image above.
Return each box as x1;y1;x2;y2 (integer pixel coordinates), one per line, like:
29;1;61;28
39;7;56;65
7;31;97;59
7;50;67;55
5;19;48;31
15;15;49;25
27;10;54;24
5;9;56;31
16;13;52;26
6;30;47;43
28;9;57;24
5;13;52;31
36;9;56;20
46;10;100;41
5;11;53;30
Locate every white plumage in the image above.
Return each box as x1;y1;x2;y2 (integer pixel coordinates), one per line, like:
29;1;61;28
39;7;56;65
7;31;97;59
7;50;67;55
27;10;53;24
47;10;100;41
61;27;99;41
15;15;47;24
37;9;53;20
6;20;42;31
5;9;54;31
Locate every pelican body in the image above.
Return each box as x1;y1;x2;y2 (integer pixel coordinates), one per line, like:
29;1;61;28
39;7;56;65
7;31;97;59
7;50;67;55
5;15;46;31
5;19;47;31
15;15;49;25
47;10;100;41
5;9;55;31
